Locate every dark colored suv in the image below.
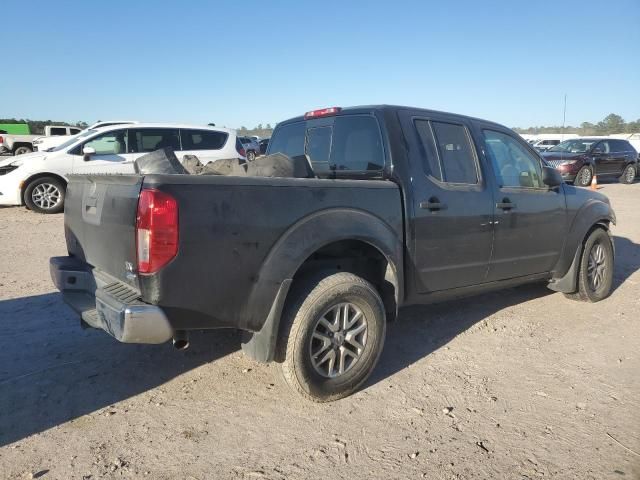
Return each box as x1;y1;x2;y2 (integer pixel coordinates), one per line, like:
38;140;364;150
542;138;638;186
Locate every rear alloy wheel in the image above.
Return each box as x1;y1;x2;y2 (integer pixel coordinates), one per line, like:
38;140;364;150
24;177;65;214
565;228;614;302
574;166;593;187
14;145;33;156
246;150;256;162
279;272;386;402
620;164;636;184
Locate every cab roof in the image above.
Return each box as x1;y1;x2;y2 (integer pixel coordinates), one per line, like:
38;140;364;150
92;123;237;134
277;104;507;130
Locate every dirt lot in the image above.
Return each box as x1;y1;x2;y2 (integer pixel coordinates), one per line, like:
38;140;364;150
1;183;639;480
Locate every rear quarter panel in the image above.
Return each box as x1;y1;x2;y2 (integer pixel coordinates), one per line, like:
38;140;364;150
139;174;403;332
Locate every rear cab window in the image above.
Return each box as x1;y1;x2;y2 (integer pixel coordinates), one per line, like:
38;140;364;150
50;127;68;136
267;113;385;177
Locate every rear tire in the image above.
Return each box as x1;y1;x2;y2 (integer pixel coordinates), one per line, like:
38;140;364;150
13;145;33;156
620;164;636;184
246;150;256;162
24;177;66;214
278;272;386;402
564;228;614;303
574;166;593;187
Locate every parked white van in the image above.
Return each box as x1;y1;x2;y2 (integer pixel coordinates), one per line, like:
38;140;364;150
0;123;244;213
32;120;139;152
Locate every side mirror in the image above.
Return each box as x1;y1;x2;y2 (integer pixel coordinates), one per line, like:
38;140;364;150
82;146;96;161
542;165;563;187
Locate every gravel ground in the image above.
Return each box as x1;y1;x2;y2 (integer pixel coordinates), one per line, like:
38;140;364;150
1;183;639;480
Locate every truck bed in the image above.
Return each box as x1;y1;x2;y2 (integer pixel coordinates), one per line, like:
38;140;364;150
62;173;403;334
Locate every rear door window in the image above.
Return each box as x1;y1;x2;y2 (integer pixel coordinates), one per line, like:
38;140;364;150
611;140;629;152
414;120;479;184
50;127;67;136
181;129;228;150
431;122;478;184
595;140;611;154
129;128;180;153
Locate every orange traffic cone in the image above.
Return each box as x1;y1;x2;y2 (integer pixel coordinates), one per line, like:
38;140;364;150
590;174;598;191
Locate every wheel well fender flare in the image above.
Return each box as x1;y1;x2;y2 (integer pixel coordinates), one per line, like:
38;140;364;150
241;207;403;362
549;198;614;292
21;173;68;204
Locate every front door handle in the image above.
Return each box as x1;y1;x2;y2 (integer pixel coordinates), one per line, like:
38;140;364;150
496;199;516;210
420;199;446;211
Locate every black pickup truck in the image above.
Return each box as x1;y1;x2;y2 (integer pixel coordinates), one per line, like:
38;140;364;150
50;105;616;402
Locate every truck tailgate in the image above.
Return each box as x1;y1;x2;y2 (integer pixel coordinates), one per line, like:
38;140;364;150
64;175;143;288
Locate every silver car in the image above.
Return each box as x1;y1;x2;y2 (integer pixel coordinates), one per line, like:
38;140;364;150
239;136;260;161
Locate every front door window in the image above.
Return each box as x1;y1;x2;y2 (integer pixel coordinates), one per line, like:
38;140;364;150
484;130;544;189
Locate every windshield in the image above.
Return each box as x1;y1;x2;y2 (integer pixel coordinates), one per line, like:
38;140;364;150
50;129;97;152
547;139;597;154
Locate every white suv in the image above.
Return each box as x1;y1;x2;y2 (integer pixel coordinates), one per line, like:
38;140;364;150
0;123;244;214
32;121;139;152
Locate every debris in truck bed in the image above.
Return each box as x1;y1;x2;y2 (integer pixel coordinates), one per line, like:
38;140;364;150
135;148;315;178
134;148;188;175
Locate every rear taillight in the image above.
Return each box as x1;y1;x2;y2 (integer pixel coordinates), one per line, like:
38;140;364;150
236;138;246;158
136;189;178;274
0;136;3;144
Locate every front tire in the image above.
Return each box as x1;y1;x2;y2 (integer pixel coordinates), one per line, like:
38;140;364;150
565;228;614;303
620;164;636;184
279;272;386;402
13;145;33;156
574;166;593;187
24;177;65;214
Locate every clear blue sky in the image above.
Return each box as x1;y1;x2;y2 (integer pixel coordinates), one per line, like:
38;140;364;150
3;0;639;129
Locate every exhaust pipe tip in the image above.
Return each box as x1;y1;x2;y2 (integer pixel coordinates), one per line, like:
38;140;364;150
173;331;189;350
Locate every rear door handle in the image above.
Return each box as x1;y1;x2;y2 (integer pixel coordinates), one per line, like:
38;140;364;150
420;200;446;211
496;200;516;210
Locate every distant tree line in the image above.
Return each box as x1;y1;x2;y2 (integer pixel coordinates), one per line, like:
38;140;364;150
0;118;89;135
514;113;640;136
4;114;637;138
237;123;274;138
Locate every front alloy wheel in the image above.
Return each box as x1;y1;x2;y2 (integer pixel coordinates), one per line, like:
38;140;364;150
575;166;593;187
565;228;614;302
587;242;607;292
24;177;66;214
